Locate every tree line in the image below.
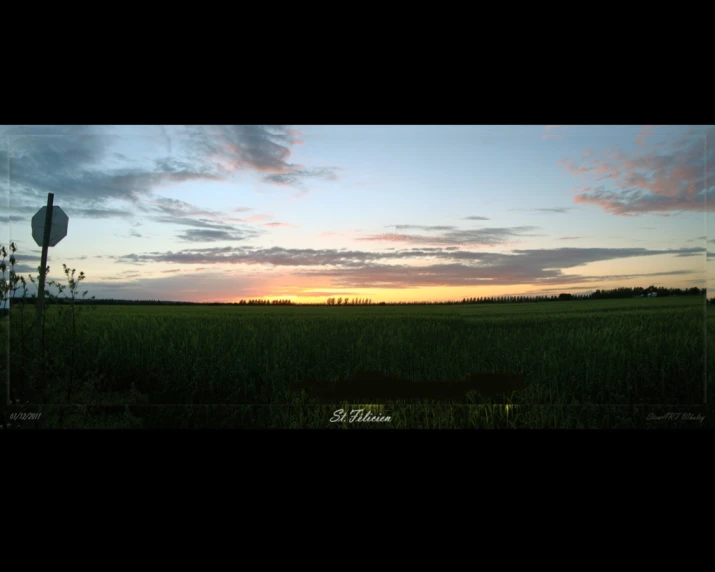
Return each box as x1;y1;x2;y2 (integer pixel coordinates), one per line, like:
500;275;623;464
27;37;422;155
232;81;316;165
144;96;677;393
6;288;708;308
235;299;294;305
326;297;373;305
591;286;704;299
7;297;295;306
460;286;706;304
9;298;200;306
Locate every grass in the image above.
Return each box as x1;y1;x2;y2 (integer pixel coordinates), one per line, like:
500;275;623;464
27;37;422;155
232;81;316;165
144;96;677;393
2;296;712;428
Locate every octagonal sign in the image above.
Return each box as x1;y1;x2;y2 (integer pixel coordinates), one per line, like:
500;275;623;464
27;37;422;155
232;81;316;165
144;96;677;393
32;206;69;247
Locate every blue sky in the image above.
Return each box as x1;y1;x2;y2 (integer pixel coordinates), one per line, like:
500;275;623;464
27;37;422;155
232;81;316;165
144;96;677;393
1;124;713;303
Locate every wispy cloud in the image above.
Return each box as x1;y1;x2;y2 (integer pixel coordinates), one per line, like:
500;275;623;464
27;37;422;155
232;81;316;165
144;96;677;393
137;196;267;242
357;226;541;247
262;222;296;228
69;208;135;219
176;229;257;242
112;244;704;275
87;241;707;300
263;167;338;187
181;125;339;190
244;214;272;223
561;126;715;215
0;126;339;218
2;128;224;208
295;264;694;289
510;208;575;214
386;225;457;231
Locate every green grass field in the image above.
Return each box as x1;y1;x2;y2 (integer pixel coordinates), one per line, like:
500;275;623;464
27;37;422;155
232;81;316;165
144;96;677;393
2;297;712;428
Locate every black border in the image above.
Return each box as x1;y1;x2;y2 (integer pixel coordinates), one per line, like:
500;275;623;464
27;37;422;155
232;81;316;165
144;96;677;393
4;429;713;490
3;70;713;126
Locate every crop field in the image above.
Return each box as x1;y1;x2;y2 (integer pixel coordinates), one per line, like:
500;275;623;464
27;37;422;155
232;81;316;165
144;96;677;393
2;297;713;428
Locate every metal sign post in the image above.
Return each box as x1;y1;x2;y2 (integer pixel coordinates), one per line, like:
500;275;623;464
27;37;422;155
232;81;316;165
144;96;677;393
34;193;55;342
30;193;69;403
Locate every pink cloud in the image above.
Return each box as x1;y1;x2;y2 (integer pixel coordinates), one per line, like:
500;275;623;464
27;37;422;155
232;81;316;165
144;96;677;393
245;214;272;223
559;158;592;175
289;129;304;145
263;222;296;228
361;233;418;242
562;126;715;215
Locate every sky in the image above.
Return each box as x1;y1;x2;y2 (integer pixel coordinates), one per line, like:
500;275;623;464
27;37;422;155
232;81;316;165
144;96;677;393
1;124;713;304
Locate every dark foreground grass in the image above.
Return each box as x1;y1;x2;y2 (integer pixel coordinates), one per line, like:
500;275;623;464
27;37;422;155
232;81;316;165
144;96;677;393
2;297;712;428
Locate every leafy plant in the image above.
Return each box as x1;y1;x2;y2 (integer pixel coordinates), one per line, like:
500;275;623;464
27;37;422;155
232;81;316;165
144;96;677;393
2;243;102;428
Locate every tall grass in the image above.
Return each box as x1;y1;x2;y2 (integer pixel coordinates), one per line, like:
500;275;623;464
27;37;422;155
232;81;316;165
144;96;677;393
3;296;711;428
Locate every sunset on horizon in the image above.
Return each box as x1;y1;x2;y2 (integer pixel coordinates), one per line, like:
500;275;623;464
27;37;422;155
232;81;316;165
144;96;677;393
2;123;713;430
2;124;713;304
